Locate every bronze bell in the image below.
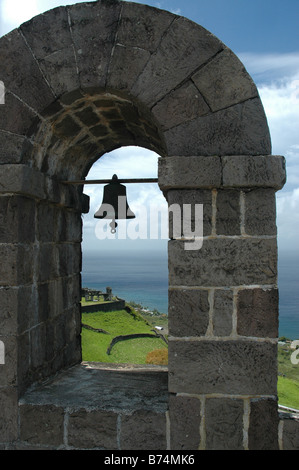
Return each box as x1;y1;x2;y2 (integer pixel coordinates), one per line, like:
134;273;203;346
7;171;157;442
94;174;135;233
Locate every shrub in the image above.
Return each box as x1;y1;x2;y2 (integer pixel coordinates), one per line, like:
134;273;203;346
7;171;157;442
146;348;168;365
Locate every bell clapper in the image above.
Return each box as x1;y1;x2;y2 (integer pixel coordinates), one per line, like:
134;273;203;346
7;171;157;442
109;219;117;234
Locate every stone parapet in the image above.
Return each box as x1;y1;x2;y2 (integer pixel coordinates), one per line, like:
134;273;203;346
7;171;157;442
0;164;89;213
158;155;286;190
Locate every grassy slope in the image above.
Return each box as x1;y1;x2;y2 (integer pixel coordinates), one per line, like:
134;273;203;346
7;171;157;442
81;308;167;364
277;344;299;409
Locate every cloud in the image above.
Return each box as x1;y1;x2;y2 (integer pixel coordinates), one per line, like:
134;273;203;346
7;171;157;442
238;52;299;86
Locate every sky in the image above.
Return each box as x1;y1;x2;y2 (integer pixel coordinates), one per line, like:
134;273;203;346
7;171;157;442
0;0;299;256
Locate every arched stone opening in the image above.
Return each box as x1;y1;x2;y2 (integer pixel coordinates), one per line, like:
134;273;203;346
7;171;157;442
0;0;289;450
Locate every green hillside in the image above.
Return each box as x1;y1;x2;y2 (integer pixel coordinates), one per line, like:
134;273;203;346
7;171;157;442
81;305;168;364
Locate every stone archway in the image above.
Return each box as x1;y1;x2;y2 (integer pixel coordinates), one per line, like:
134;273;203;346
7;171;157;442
0;1;287;450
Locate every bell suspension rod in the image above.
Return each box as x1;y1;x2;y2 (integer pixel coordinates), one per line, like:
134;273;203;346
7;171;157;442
61;178;158;185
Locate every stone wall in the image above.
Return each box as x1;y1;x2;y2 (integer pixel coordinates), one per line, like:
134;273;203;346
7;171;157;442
82;299;125;314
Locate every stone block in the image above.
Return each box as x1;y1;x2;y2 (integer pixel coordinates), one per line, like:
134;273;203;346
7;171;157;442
237;288;279;338
168;288;209;337
213;289;234;336
107;44;150;91
0;131;26;164
0;244;35;286
0;93;37;136
20;6;72;60
120;410;166;450
38;46;80;96
248;398;279;450
37;244;56;282
222;155;286;189
168;238;277;287
17;331;30;393
68;409;118;449
216;189;240;235
164;98;271;156
0;195;36;243
168;339;277;395
192;48;258;112
158;156;222;190
282;416;299;450
132;16;222;106
19;404;64;446
0;29;54;112
68;1;121;88
244;188;277;235
0;388;18;442
118;2;174;53
152;80;210;131
0;287;18;335
167;189;212;238
30;323;46;369
0;164;45;200
205;398;244;450
169;395;201;450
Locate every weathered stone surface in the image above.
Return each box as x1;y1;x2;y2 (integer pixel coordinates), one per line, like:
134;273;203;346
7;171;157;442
169;395;201;450
132;16;223;106
152;80;210;131
121;410;166;450
168;288;209;336
167;189;212;237
165;98;271;156
282;416;299;450
216;189;240;235
0;29;54;111
244;188;277;235
0;195;36;243
237;288;279;338
0;132;26;164
19;404;64;446
205;398;244;450
168;339;277;395
168;238;277;287
0;165;45;200
68;1;121;88
192;48;258;112
222;155;286;189
248;398;279;450
68;409;118;449
107;45;151;91
0;244;35;286
19;7;79;97
158;156;221;190
118;2;174;53
0;335;17;386
213;289;234;336
0;388;18;442
0;92;37;136
38;46;80;96
20;6;72;60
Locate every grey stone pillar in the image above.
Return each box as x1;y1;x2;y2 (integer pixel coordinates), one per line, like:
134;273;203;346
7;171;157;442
0;164;88;442
159;154;286;450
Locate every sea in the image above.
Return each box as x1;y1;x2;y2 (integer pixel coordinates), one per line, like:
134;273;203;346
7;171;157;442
81;248;299;341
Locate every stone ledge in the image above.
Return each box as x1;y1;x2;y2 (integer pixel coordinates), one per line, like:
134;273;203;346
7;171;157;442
158;155;286;190
0;164;89;212
19;362;169;413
